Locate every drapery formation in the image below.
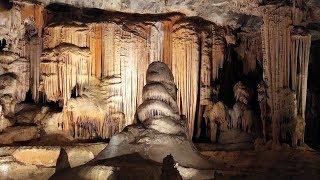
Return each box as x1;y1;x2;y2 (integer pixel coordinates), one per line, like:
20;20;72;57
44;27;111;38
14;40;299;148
2;2;227;140
0;3;43;114
261;6;311;143
40;44;92;105
171;21;200;138
38;18;226;139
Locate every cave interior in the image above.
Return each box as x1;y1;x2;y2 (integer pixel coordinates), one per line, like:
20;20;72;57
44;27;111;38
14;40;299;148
0;0;320;179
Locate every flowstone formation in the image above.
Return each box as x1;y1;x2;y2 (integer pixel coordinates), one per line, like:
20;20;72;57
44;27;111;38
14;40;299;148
95;62;213;170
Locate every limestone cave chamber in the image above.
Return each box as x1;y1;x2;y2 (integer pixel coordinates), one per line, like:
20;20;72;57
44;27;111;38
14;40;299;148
0;0;320;179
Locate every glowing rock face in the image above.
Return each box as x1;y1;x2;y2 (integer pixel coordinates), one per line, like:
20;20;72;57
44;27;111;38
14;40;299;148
0;52;29;115
64;77;125;139
95;62;213;170
137;61;181;133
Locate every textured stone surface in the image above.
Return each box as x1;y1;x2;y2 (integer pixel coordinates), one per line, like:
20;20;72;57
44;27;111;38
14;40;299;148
63;147;95;168
12;147;61;167
0;126;38;144
0;156;55;180
22;0;247;28
95;62;213;171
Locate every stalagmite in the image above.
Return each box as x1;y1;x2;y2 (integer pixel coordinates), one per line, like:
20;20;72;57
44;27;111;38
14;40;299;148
257;81;270;142
203;101;230;142
95;62;214;170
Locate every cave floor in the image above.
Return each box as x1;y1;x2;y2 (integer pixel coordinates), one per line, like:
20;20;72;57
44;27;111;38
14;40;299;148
201;147;320;180
0;141;320;179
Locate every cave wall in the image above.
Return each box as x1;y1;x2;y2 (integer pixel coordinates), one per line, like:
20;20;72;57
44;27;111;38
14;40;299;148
0;1;318;146
0;2;229;139
261;5;311;145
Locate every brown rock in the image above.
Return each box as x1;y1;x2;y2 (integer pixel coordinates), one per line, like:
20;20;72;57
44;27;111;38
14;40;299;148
0;155;55;180
12;146;61;167
0;126;38;144
64;147;94;168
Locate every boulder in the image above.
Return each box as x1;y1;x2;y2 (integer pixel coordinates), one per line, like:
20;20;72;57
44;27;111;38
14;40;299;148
0;126;38;144
12;147;61;167
63;147;95;168
0;155;55;180
0;115;14;132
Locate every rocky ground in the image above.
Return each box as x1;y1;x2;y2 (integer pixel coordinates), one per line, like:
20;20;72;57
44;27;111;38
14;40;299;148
203;148;320;180
0;141;320;179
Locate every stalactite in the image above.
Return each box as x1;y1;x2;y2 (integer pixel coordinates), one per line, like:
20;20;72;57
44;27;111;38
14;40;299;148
43;22;90;50
290;32;311;119
172;21;200;139
29;37;42;102
261;6;311;144
162;20;173;69
262;7;292;144
41;16;225;140
199;31;212;105
40;45;92;105
89;23;102;78
211;30;225;81
236;32;262;75
149;22;164;63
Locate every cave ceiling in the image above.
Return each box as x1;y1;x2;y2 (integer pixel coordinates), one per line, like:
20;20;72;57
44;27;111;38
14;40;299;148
12;0;318;32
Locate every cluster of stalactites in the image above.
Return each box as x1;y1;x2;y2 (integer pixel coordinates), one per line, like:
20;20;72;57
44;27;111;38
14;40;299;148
43;22;90;49
40;44;92;105
172;21;226;138
0;2;44;105
290;31;311;119
172;22;200;138
64;77;125;139
236;32;263;75
261;6;311;143
88;21;174;126
41;17;226;140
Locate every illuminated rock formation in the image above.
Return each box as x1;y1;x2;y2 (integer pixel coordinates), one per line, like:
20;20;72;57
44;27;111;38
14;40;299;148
278;88;306;147
137;62;182;134
261;5;311;145
203;101;230;142
95;62;213;170
257;81;270;142
64;77;125;139
40;44;92;105
236;32;262;75
0;52;29;115
233;81;251;105
0;0;316;147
